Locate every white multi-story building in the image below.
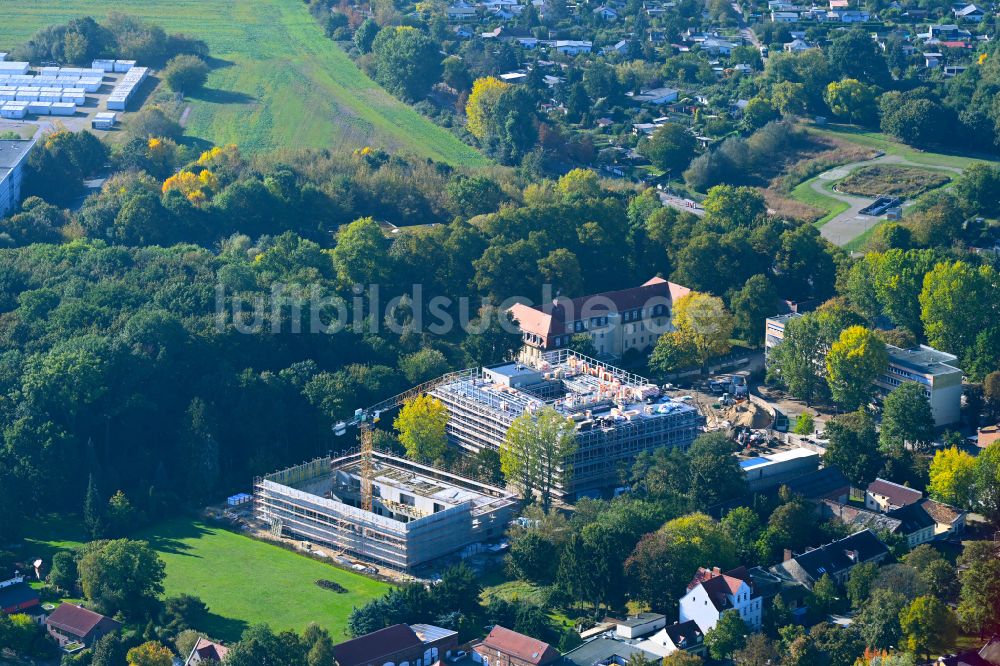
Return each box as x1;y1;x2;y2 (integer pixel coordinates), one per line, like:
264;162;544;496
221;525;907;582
764;313;963;426
0;139;35;218
679;566;762;633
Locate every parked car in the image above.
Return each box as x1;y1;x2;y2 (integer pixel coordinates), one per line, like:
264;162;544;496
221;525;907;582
448;651;467;662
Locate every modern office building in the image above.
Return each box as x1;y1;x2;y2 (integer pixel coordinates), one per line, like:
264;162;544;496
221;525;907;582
764;313;962;425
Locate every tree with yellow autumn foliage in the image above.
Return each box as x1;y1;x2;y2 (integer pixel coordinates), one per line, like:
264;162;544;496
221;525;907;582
465;76;509;140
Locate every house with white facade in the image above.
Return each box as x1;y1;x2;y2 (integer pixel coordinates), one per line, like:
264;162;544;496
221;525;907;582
679;566;762;633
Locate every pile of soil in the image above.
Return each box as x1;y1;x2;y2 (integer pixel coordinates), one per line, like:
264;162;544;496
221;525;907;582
722;401;773;429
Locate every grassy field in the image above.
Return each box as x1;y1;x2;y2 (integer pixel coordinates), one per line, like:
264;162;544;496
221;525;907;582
0;0;488;166
811;125;998;169
791;177;850;226
25;516;390;642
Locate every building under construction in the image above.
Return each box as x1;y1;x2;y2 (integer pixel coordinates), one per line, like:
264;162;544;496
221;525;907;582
429;350;701;497
253;451;518;572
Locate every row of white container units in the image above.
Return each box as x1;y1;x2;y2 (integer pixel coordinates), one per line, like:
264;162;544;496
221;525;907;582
0;77;102;92
107;67;150;111
0;88;86;104
38;66;106;78
0;62;30;75
1;101;77;118
91;59;137;73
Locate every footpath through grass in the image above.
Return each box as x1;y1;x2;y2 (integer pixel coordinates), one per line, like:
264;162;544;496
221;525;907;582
24;515;390;642
0;0;488;166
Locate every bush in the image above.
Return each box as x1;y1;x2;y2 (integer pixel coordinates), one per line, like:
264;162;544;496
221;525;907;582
162;54;209;93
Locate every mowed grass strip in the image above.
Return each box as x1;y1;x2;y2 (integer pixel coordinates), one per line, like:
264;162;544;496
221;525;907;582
0;0;488;166
134;519;390;642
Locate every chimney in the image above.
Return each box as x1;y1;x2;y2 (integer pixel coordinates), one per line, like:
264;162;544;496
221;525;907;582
712;566;721;574
845;549;859;563
783;549;794;562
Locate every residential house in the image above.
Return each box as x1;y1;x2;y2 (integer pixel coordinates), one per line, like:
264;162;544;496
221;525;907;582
784;38;814;51
635;621;708;658
679;566;763;633
185;637;229;665
508;277;690;360
552;40;593;55
866;478;922;512
333;623;459;666
921;498;966;537
829;0;849;8
473;625;561;666
888;502;937;548
499;71;529;83
593;5;620;19
953;3;985;21
605;39;630;55
821;500;904;536
702;37;739;54
770;529;890;588
0;139;35;219
45;604;121;648
446;2;478;20
830;9;870;21
563;636;659;666
771;10;800;22
0;572;40;616
925;24;972;40
615;613;667;639
925;52;944;67
627;87;679;104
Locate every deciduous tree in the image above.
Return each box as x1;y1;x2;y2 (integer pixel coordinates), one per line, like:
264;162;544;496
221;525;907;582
393;394;449;463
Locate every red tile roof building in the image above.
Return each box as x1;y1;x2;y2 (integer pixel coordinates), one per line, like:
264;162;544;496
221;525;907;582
866;478;923;512
44;603;120;648
185;637;229;665
508;277;690;360
475;626;561;666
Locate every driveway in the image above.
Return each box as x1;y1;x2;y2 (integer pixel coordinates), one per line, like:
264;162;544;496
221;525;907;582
816;153;964;246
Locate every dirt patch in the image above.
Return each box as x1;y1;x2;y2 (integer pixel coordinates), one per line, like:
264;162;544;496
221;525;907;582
836;165;951;198
761;188;824;223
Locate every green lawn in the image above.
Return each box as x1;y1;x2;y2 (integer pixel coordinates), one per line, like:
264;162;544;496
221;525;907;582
0;0;488;166
811;125;998;169
791;177;850;227
135;519;390;641
24;516;390;642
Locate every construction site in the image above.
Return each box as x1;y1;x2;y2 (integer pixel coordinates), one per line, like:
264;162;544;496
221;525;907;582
429;350;702;497
253;451;518;572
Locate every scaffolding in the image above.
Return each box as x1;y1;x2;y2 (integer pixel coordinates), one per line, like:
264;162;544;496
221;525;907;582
253;450;518;571
429;350;701;497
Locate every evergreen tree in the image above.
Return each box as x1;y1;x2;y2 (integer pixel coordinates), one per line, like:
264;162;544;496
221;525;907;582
84;473;105;540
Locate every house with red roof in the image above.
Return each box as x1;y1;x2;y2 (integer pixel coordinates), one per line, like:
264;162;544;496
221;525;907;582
185;637;229;665
44;603;120;648
473;625;561;666
508;277;690;361
678;566;762;633
333;623;459;666
866;478;922;512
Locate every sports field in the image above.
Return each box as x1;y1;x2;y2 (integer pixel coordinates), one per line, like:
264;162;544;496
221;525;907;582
0;0;488;166
25;516;390;642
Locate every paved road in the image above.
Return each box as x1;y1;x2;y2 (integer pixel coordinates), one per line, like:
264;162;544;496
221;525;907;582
731;2;761;48
659;190;705;216
816;153;964;246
